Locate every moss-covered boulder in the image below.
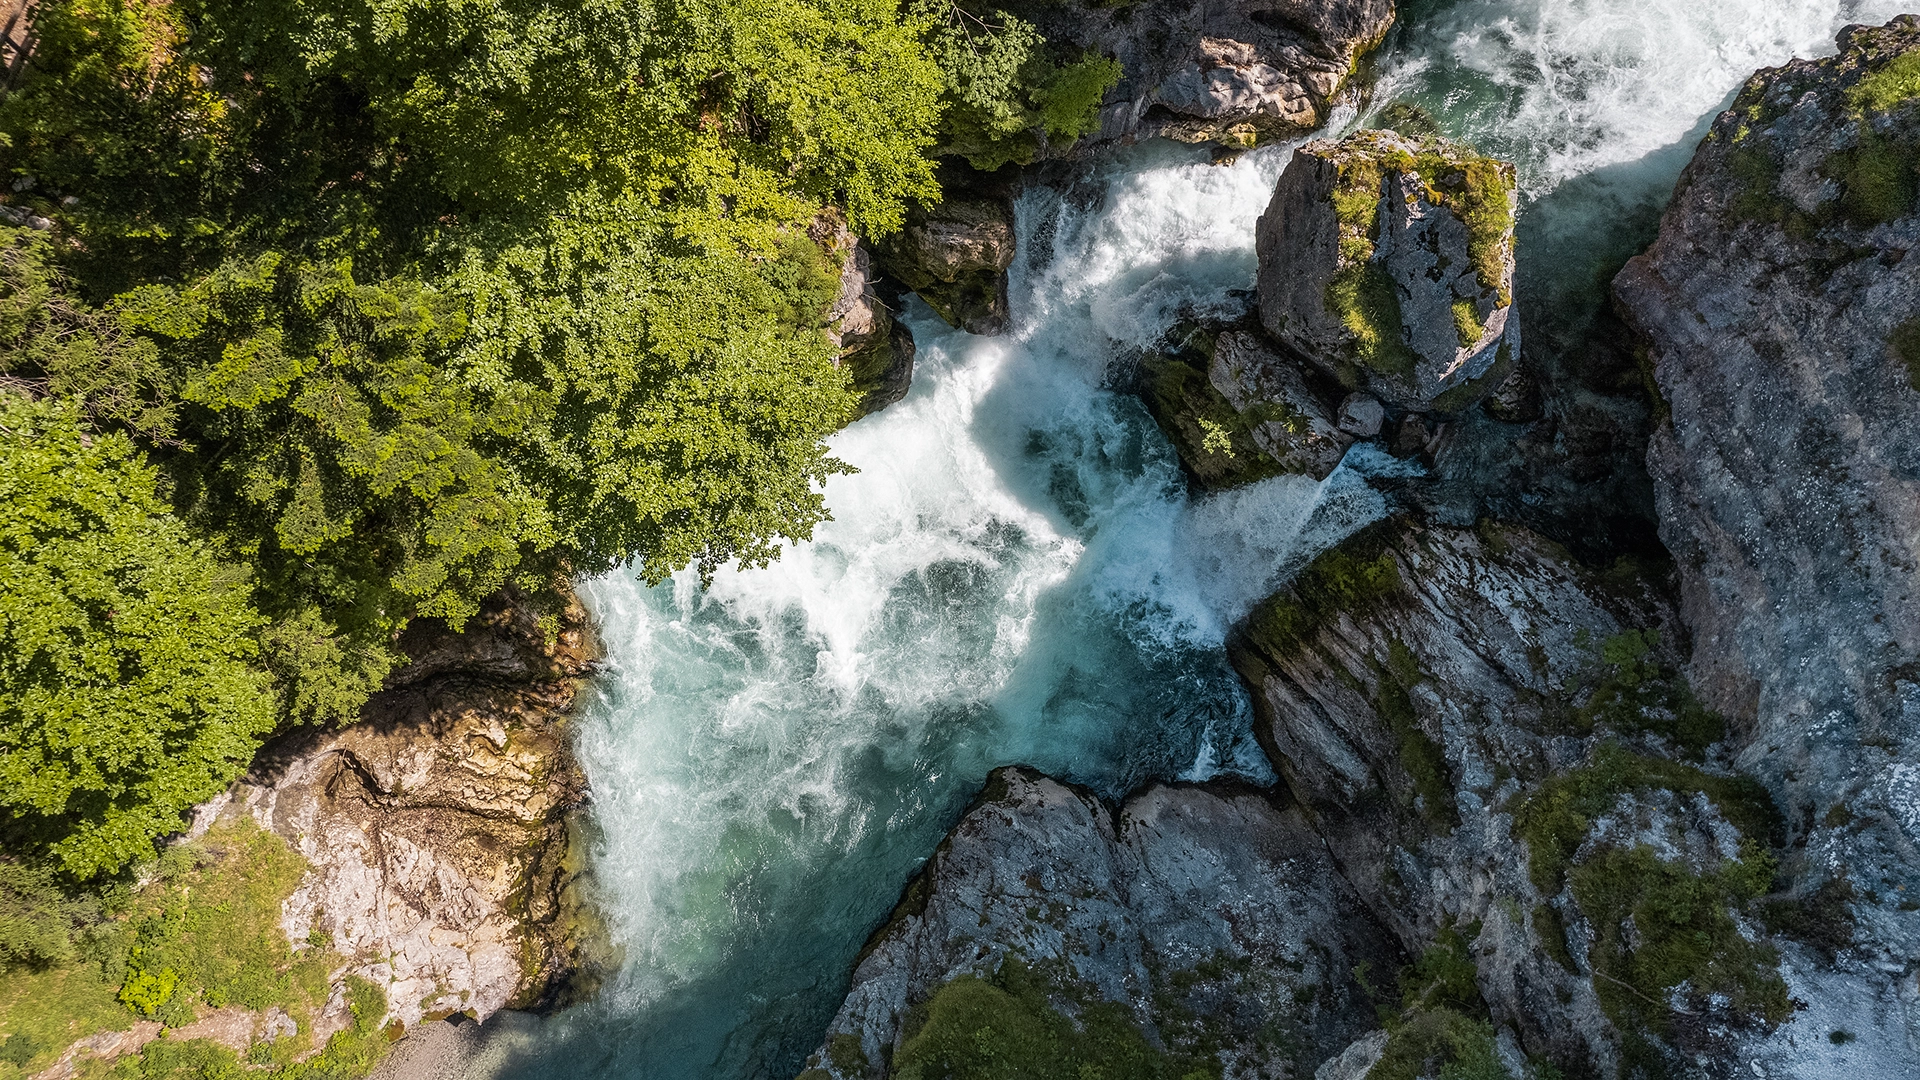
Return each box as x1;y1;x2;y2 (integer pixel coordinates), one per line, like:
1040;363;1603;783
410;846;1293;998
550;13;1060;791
1255;130;1518;413
876;198;1016;336
1142;326;1352;486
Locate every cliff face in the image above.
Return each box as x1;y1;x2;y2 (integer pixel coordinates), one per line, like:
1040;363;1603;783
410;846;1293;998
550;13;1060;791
1612;15;1920;1063
193;591;598;1031
804;769;1399;1080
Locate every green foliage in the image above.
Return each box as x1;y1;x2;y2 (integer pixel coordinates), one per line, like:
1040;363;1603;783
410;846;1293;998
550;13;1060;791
1890;319;1920;390
893;959;1216;1080
1141;350;1288;489
1510;743;1781;894
1572;629;1725;757
1849;50;1920;114
1365;1008;1509;1080
912;0;1122;170
827;1032;870;1075
1398;926;1484;1018
1572;844;1791;1040
0;863;103;970
0;395;274;877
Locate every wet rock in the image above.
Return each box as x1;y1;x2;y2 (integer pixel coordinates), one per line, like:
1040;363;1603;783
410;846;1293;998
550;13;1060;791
1256;129;1519;413
192;591;599;1030
1017;0;1395;151
806;768;1399;1080
1228;516;1807;1072
1613;16;1920;1071
1141;326;1351;486
1336;393;1384;437
820;219;915;416
876;197;1015;336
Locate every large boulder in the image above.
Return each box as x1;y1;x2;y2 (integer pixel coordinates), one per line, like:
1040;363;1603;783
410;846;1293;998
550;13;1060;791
1013;0;1395;150
1613;15;1920;1065
1230;517;1818;1075
875;197;1016;336
821;220;916;416
803;768;1398;1080
1257;130;1519;413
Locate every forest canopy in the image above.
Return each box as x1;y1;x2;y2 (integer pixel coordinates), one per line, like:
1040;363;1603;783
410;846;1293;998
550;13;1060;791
0;0;1118;878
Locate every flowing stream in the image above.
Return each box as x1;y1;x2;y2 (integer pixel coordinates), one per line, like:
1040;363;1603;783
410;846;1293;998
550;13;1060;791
510;2;1905;1077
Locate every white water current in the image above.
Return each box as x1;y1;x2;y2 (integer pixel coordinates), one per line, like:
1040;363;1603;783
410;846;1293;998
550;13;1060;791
509;3;1912;1077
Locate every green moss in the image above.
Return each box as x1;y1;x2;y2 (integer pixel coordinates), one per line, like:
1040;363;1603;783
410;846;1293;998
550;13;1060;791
828;1032;870;1075
1573;630;1725;758
1378;640;1456;830
1366;1008;1508;1080
1849;50;1920;114
1511;743;1781;894
1827;132;1918;225
1572;843;1791;1041
1728;145;1792;224
892;959;1216;1080
1141;353;1290;489
1451;299;1484;349
1891;320;1920;389
1244;520;1407;659
1328;265;1416;377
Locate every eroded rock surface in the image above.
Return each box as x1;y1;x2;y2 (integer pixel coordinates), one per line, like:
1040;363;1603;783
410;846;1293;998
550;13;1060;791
876;197;1016;336
193;592;596;1030
820;218;916;416
1257;129;1519;414
1018;0;1395;150
806;769;1398;1080
1613;17;1920;1070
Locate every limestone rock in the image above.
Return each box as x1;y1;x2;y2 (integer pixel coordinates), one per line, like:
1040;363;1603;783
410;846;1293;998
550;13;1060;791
1613;17;1920;1071
819;218;915;417
1256;129;1519;413
806;768;1398;1080
876;198;1015;336
193;591;598;1031
1016;0;1395;150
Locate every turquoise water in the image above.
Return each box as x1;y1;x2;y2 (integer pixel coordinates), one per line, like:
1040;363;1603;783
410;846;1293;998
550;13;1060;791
508;2;1905;1077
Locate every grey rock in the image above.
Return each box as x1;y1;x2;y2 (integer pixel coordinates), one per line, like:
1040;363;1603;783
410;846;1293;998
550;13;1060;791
1336;393;1384;437
876;198;1015;336
821;218;915;416
808;768;1398;1080
1209;330;1353;478
1256;130;1519;413
1614;16;1920;1069
1017;0;1395;151
1312;1030;1387;1080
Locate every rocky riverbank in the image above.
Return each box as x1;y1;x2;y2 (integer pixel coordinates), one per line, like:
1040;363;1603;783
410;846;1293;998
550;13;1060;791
806;16;1920;1080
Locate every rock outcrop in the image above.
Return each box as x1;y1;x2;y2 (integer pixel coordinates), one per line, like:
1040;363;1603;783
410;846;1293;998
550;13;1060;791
191;591;598;1031
1142;323;1354;486
805;769;1399;1080
1016;0;1395;150
1614;15;1920;1069
1229;516;1823;1075
876;197;1016;336
821;219;916;416
1257;129;1519;414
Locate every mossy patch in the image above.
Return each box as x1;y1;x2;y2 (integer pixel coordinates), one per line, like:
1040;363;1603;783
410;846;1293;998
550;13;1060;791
1141;352;1291;489
1377;640;1456;831
892;958;1217;1080
1827;131;1918;226
1450;299;1484;349
1571;629;1725;758
1755;874;1857;961
1891;319;1920;389
1849;49;1920;114
1368;927;1508;1080
1243;519;1407;659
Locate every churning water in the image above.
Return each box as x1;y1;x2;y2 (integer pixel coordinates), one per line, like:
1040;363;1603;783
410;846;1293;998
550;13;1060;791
510;2;1908;1077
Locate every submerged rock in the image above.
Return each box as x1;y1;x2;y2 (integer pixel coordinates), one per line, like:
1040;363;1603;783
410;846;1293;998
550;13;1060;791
1018;0;1395;151
1256;129;1519;413
805;768;1398;1080
1614;16;1920;1069
876;197;1016;336
191;591;599;1031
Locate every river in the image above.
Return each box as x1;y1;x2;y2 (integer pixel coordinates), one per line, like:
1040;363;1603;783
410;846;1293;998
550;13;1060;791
507;2;1906;1076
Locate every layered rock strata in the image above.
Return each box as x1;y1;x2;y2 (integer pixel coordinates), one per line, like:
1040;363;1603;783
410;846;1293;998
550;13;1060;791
1257;129;1519;414
1614;16;1920;1067
191;591;597;1030
1015;0;1395;150
804;768;1399;1080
